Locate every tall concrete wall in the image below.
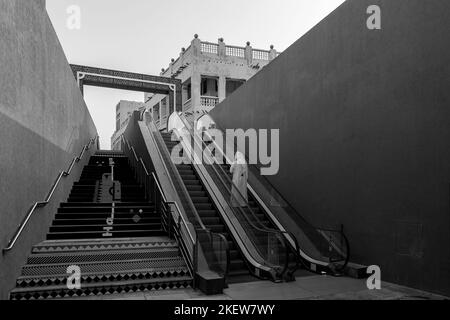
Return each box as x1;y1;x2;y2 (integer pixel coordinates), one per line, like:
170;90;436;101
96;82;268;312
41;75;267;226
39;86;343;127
210;0;450;295
0;0;97;299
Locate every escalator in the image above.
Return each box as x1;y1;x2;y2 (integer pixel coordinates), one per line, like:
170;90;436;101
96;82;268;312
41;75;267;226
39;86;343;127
151;113;300;283
195;113;350;275
161;133;250;282
135;110;300;285
214;163;300;273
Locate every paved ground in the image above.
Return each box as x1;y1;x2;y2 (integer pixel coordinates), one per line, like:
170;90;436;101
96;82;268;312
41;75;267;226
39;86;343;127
73;275;449;300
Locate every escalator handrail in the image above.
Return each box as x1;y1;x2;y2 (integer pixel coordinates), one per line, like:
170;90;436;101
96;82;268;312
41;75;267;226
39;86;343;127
201;118;350;269
167;124;275;277
171;113;295;278
175;113;287;236
145;118;207;230
209;136;349;271
206;125;346;234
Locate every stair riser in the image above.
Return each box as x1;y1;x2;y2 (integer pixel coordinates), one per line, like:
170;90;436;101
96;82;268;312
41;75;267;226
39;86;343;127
11;278;193;300
47;230;166;240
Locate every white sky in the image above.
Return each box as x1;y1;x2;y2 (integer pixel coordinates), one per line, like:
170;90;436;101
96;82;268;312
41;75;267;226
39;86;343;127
46;0;345;149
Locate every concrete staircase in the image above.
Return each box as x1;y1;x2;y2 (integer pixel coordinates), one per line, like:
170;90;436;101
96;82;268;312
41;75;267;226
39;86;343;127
9;151;193;300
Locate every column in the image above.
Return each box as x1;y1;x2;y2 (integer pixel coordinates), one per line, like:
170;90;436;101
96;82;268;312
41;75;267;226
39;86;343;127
191;72;201;114
218;76;226;103
191;34;201;57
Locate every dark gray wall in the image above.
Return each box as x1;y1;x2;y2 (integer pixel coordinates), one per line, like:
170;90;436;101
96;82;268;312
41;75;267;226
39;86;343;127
0;0;97;299
210;0;450;295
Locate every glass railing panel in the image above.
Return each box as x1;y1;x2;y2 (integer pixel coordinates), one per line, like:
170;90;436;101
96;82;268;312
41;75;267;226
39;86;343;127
192;114;349;271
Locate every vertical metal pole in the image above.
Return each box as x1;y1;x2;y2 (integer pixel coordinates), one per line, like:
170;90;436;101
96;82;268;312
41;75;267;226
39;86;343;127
167;204;172;239
193;231;198;289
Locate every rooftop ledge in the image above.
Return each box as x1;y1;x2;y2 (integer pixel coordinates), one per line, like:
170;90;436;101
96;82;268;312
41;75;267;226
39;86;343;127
161;35;280;77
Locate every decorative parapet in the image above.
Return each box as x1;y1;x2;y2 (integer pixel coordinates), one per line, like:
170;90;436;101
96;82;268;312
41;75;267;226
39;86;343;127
162;35;279;78
201;42;219;55
200;40;274;62
200;96;219;108
252;49;269;61
225;45;245;58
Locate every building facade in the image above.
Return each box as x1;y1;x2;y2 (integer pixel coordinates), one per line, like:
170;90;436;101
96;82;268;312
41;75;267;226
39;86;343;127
145;35;279;129
111;100;146;150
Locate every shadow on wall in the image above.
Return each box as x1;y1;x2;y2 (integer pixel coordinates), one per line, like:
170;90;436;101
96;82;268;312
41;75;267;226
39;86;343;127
0;0;97;299
210;0;450;296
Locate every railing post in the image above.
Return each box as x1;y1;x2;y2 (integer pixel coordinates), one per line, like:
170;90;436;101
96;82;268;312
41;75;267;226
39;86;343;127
193;232;199;289
150;176;156;204
167;204;173;239
245;41;253;66
155;184;162;217
269;45;277;61
144;174;148;201
191;34;201;57
218;38;226;58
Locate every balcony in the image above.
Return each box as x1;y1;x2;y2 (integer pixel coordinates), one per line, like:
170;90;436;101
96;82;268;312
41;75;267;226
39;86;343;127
200;96;219;109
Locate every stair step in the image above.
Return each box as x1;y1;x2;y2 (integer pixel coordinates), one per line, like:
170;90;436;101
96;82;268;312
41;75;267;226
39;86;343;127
47;230;166;240
53;218;160;225
190;197;209;204
49;224;162;232
11;276;193;300
57;208;155;213
61;202;153;207
32;237;177;253
27;247;181;264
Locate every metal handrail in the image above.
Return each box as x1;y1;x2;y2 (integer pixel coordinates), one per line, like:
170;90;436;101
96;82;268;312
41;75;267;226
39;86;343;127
121;136;196;278
2;136;98;253
121;134;230;281
121;136;196;244
144;119;208;231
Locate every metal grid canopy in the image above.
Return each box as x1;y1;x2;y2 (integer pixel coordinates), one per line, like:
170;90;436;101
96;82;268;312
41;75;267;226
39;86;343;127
70;64;182;115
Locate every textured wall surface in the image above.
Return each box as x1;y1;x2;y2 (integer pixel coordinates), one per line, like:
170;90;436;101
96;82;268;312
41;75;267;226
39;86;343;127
0;0;97;299
210;0;450;295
